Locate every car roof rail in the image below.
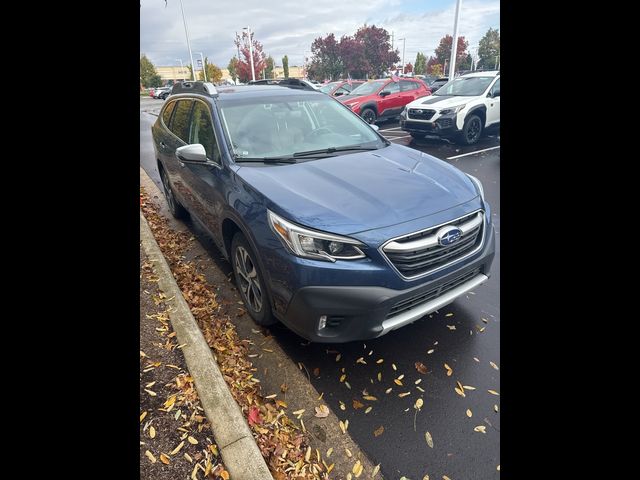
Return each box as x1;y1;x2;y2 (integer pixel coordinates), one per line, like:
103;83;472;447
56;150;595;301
171;81;218;97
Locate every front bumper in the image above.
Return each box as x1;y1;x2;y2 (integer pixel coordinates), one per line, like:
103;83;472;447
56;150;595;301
400;115;460;137
275;224;495;342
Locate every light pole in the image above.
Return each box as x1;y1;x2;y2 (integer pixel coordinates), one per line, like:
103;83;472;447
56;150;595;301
243;26;256;82
195;52;206;82
398;37;406;74
495;55;500;70
178;0;196;81
448;0;463;78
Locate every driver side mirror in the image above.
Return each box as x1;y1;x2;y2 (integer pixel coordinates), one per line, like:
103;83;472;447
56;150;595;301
379;91;391;97
334;91;344;97
176;144;207;163
493;89;500;98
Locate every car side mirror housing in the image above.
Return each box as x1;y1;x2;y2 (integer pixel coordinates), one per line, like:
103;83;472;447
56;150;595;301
370;124;379;131
493;89;500;98
176;144;207;163
379;91;391;97
334;91;344;96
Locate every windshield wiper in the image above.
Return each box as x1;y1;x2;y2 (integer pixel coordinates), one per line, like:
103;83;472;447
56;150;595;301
293;145;379;158
235;156;297;164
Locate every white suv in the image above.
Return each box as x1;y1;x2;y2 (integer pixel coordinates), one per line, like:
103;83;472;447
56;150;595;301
400;71;500;145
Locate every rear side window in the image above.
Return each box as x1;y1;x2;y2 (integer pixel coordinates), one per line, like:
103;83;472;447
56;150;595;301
169;100;193;142
189;102;221;164
161;101;176;126
400;80;418;92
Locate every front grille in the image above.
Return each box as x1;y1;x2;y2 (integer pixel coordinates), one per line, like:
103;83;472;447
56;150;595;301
437;118;453;128
386;268;480;318
382;211;484;278
408;108;435;120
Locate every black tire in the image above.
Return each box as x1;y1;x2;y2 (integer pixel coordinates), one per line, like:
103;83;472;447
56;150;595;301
410;132;426;139
361;108;377;124
159;166;188;219
231;233;276;326
460;114;483;145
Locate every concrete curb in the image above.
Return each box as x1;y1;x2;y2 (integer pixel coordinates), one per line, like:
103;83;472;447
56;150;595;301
140;211;273;480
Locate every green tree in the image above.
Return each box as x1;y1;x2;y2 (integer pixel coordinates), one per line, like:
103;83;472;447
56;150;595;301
265;55;275;79
227;57;239;83
282;55;289;78
430;64;443;77
477;27;500;69
414;52;427;75
140;54;162;87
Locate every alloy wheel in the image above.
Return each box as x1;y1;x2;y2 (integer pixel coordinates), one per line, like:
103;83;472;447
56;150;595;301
235;246;263;313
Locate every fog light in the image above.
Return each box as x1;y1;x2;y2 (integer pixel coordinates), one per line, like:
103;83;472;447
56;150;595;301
318;315;327;330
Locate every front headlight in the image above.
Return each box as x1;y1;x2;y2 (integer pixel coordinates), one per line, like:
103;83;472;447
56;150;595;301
467;174;485;201
400;106;407;117
268;210;366;262
439;104;466;115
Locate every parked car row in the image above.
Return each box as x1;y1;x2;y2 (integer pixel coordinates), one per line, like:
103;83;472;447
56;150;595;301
151;81;495;342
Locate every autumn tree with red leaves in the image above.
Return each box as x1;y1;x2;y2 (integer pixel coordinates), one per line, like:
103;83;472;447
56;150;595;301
234;31;267;83
434;35;469;74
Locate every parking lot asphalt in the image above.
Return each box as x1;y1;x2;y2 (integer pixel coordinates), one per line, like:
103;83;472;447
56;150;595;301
140;96;500;479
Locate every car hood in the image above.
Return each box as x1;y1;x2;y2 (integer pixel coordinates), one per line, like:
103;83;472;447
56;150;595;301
236;144;478;236
408;95;469;109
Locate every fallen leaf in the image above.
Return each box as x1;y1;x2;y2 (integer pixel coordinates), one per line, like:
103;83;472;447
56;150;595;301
292;409;305;416
490;361;499;370
417;386;425;392
265;394;277;399
488;389;500;396
184;453;193;463
425;431;434;448
427;349;435;354
220;471;230;480
446;325;456;330
372;464;381;477
275;399;288;409
170;441;185;455
385;388;392;394
363;395;378;401
315;405;330;418
376;359;384;364
377;372;382;382
352;460;363;477
248;406;263;425
398;392;411;398
473;357;480;362
374;425;384;437
497;465;500;471
443;476;451;480
356;357;367;364
140;411;148;423
392;363;397;371
466;409;473;417
280;383;288;393
353;399;365;410
474;425;487;433
444;363;453;376
394;379;404;386
345;447;352;458
149;426;156;438
415;379;422;385
415;362;428;374
494;404;499;413
339;420;347;434
365;406;373;414
415;398;424;410
336;354;342;362
339;401;346;411
145;450;156;463
423;476;430;480
463;385;476;390
144;389;157;397
326;447;333;457
345;381;352;389
187;436;198;445
159;453;170;464
305;446;311;462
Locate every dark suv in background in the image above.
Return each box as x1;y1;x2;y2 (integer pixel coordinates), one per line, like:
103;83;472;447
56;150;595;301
151;81;494;342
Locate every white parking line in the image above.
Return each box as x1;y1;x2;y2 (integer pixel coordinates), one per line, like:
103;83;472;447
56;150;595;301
378;127;403;132
446;146;500;160
388;134;412;141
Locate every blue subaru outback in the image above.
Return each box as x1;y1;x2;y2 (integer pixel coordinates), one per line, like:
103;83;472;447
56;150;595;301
152;81;495;343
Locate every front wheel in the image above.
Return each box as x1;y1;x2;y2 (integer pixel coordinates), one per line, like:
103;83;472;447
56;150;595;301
159;167;187;219
231;233;277;326
361;108;377;124
460;114;483;145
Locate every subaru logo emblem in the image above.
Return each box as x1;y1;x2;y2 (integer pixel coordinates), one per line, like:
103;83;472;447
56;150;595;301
437;226;462;246
415;109;423;114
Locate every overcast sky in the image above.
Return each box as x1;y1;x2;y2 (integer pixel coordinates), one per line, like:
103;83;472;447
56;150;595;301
140;0;499;70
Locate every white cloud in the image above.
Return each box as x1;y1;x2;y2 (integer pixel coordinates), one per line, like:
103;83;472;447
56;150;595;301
140;0;499;69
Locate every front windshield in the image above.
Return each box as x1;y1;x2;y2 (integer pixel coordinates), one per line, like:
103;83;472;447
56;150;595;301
348;80;386;96
320;82;340;94
435;76;494;96
218;94;386;159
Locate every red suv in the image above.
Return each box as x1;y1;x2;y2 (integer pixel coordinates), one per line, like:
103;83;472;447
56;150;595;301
338;78;431;124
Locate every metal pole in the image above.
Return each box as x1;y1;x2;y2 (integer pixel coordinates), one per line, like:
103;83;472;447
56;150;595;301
244;26;256;82
196;52;207;82
398;38;406;74
178;0;196;81
448;0;463;78
495;55;499;70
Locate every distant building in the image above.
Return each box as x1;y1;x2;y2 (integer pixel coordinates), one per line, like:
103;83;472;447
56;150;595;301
155;64;306;85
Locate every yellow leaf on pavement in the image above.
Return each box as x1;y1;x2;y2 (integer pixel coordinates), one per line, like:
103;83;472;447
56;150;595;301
170;441;185;455
145;450;156;463
425;431;434;448
474;425;487;433
466;409;472;418
187;436;198;445
159;453;170;464
149;426;156;438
